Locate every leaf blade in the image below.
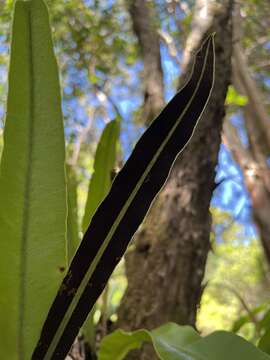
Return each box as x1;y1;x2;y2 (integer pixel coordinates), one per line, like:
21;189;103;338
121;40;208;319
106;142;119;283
66;164;79;262
98;323;270;360
187;331;270;360
0;1;67;358
82;119;120;233
82;119;120;346
98;329;151;360
258;327;270;355
98;323;202;360
33;34;215;359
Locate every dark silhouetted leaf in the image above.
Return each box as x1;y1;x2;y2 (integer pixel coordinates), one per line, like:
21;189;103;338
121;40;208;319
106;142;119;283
32;34;215;359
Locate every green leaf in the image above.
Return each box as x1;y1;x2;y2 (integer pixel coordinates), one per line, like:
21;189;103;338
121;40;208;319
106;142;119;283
98;328;151;360
98;323;270;360
0;1;67;359
232;301;270;333
33;34;215;359
188;331;270;360
82;119;120;346
225;85;248;106
98;323;200;360
152;324;201;360
259;328;270;355
66;164;79;262
82;119;120;233
259;308;270;331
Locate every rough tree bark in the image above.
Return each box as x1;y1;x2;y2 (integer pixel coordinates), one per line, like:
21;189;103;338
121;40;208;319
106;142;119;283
229;65;270;263
223;120;270;265
223;4;270;265
117;1;233;359
129;0;165;124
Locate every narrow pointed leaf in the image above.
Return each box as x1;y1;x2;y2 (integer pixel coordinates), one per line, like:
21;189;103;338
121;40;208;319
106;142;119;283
33;35;215;359
232;302;270;333
82;119;120;345
66;164;79;262
259;328;270;355
82;119;120;233
0;0;67;359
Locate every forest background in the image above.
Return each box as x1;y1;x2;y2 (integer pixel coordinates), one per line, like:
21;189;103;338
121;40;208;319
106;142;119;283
0;0;270;359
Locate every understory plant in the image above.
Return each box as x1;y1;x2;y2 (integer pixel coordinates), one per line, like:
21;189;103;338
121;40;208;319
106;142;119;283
0;0;269;359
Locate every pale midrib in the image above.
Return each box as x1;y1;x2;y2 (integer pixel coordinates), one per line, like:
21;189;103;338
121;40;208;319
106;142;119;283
155;334;206;360
18;7;34;360
45;40;212;359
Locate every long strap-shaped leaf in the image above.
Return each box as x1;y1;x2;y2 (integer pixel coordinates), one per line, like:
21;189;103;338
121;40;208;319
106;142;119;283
81;119;120;345
0;1;67;359
66;164;79;263
82;119;120;233
33;35;215;360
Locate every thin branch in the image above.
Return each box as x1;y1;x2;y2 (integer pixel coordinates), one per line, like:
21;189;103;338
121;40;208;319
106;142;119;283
222;119;253;170
158;29;181;67
245;36;269;58
69;107;95;166
233;44;270;147
232;64;270;165
253;61;270;71
211;283;261;337
214;200;246;240
94;83;124;120
128;0;165;124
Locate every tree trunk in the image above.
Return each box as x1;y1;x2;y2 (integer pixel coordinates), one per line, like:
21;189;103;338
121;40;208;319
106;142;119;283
222;3;270;266
223;121;270;266
117;1;233;359
229;62;270;264
129;0;165;125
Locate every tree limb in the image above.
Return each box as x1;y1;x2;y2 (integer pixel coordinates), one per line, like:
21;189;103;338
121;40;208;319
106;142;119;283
128;0;165;124
233;44;270;149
